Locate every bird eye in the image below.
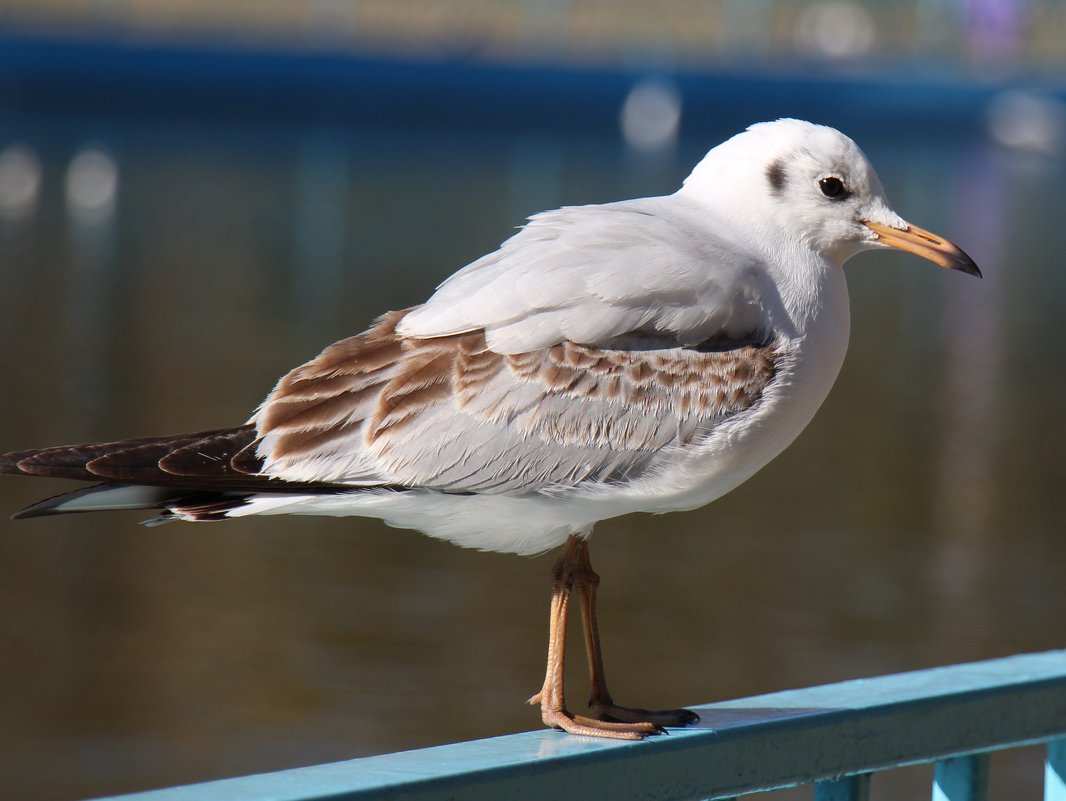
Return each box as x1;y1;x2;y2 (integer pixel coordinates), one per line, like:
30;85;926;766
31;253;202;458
819;176;847;199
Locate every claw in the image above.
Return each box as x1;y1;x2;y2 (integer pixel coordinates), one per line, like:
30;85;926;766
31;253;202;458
590;700;699;728
541;706;661;740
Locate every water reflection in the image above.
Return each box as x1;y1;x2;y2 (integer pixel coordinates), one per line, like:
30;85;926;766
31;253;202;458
0;119;1063;801
506;134;563;226
986;90;1066;156
66;147;119;225
794;2;876;61
291;130;350;320
619;78;682;152
929;145;1006;598
0;144;42;222
63;145;121;424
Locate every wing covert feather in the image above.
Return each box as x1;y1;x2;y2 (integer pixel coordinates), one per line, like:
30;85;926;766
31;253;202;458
396;198;771;353
253;311;780;492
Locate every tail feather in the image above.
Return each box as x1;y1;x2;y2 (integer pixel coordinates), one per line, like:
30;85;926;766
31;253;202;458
14;484;192;519
2;425;360;522
13;483;253;522
84;428;258;483
0;448;38;476
157;428;264;477
12;430;235;481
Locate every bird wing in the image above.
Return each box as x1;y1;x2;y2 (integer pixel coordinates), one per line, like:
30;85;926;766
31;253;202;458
4;199;784;504
251;310;780;492
397;197;774;353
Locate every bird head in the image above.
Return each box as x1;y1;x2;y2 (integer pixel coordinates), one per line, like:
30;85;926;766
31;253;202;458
680;119;981;278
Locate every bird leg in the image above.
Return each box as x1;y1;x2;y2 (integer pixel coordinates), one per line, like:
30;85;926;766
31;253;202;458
573;537;699;728
527;535;657;739
528;534;696;738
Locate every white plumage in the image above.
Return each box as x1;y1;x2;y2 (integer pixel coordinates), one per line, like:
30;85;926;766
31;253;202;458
218;119;975;555
398;199;767;353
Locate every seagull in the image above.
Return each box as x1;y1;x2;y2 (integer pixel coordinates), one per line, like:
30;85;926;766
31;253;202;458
0;119;980;740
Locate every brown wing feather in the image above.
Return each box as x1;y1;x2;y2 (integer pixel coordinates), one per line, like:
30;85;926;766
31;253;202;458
260;311;406;433
254;309;781;491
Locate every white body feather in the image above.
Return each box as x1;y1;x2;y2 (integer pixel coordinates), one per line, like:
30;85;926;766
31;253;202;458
230;199;852;553
216;121;903;553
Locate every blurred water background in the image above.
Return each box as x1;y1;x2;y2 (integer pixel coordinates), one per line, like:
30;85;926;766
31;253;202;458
0;2;1064;800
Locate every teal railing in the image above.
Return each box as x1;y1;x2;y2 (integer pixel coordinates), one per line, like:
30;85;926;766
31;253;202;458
94;650;1066;801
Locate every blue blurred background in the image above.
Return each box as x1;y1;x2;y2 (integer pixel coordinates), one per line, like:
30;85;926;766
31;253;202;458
0;2;1064;800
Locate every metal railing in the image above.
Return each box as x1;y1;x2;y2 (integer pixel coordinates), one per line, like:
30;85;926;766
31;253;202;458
92;650;1066;801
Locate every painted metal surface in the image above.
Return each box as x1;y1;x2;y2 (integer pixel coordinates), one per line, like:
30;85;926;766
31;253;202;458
813;774;871;801
91;650;1066;801
932;753;989;801
1047;738;1066;801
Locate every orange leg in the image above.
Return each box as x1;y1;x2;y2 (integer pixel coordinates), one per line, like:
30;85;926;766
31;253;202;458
528;534;697;738
573;537;699;728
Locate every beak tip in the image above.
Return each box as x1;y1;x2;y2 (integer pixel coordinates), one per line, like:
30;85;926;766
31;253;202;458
952;252;983;280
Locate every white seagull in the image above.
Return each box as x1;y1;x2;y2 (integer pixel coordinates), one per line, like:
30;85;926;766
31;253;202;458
1;119;979;739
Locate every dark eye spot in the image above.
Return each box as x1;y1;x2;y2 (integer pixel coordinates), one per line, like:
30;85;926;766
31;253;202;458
766;159;787;194
819;176;847;200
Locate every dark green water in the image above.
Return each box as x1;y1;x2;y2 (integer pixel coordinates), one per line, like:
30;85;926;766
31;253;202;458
0;117;1063;800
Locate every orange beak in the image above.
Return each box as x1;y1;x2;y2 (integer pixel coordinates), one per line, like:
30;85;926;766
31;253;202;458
864;220;982;278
